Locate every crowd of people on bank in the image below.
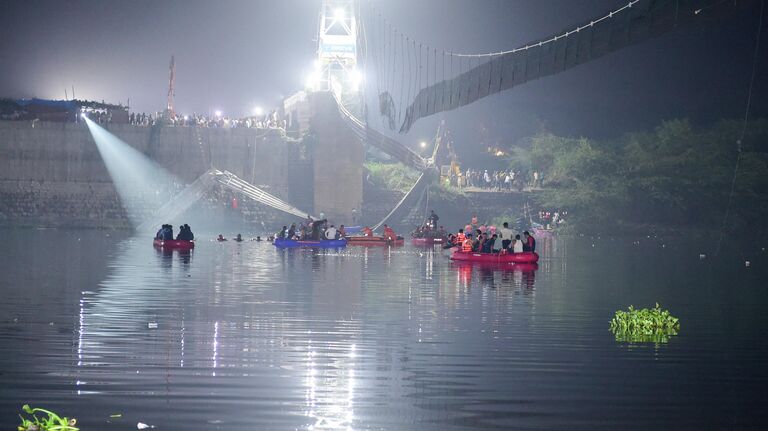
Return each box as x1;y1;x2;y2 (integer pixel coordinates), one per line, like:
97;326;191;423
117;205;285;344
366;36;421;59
127;110;286;129
537;209;567;229
447;169;542;191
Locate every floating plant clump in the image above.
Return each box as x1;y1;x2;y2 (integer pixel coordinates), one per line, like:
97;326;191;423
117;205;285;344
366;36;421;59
610;303;680;343
18;404;78;431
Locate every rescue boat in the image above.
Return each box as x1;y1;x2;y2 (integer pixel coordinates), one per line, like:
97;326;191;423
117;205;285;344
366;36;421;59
347;236;404;246
450;250;539;264
153;239;195;250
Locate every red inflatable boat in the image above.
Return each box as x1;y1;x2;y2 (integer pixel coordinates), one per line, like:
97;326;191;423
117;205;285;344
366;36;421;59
347;236;404;246
153;239;195;250
411;237;446;246
450;250;539;264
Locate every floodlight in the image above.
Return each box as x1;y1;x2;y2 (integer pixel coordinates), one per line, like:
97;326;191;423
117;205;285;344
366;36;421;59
334;8;345;21
305;73;319;90
349;69;363;91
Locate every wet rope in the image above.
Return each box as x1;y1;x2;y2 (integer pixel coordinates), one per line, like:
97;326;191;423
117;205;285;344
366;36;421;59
715;0;764;255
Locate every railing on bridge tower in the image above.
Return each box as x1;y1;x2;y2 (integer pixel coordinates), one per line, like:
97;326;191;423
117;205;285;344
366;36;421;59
307;0;361;94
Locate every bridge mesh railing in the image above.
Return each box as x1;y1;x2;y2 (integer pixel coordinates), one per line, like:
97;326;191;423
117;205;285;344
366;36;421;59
137;169;312;232
333;92;427;171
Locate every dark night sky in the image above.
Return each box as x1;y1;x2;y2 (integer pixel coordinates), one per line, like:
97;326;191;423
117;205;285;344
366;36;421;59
1;0;766;156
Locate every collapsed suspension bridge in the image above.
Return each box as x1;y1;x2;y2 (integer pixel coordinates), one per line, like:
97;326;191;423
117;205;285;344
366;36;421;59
141;0;760;232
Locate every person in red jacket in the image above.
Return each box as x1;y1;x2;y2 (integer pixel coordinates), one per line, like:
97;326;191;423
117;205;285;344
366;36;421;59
523;231;536;252
383;224;397;241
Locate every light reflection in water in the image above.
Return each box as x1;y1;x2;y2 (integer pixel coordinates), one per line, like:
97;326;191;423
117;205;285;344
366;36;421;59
68;234;544;429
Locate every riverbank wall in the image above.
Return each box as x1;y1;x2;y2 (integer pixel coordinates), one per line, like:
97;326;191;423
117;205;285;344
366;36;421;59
0;120;296;228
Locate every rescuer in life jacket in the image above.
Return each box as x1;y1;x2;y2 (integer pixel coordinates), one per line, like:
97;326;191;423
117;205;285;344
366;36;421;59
461;233;474;252
362;226;373;237
454;228;466;246
383;224;397;241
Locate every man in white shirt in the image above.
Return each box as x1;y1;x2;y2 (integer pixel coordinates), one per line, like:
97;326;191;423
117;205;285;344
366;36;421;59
512;234;524;253
324;225;337;240
499;222;514;250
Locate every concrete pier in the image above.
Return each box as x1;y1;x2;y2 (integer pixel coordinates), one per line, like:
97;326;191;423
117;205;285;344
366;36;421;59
309;93;363;224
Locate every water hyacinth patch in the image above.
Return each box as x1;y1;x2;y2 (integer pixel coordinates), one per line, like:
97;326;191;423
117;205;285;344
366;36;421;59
610;303;680;343
18;404;78;431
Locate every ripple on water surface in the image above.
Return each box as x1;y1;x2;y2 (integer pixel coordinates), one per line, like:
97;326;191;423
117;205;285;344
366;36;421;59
1;229;767;430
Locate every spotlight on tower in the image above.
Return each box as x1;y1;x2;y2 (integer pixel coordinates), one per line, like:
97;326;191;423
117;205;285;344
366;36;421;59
334;8;345;21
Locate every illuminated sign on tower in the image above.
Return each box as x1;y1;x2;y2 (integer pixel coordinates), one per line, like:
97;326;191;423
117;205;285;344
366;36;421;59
307;0;361;94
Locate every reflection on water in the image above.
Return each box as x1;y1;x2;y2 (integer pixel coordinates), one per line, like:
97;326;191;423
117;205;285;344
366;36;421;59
1;229;768;430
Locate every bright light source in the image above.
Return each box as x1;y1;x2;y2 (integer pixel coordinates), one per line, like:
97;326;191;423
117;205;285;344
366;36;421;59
80;112;87;118
183;115;189;121
420;141;427;148
495;150;505;157
253;106;263;116
334;8;345;21
215;110;222;117
313;59;321;71
305;72;319;90
349;69;363;91
82;117;180;228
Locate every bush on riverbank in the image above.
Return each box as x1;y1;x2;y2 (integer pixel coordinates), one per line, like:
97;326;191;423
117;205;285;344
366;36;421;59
364;162;420;194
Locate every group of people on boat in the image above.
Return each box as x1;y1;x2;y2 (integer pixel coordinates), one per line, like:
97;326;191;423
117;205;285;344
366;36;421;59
276;217;348;241
358;224;398;240
155;224;194;241
411;211;447;239
448;222;535;254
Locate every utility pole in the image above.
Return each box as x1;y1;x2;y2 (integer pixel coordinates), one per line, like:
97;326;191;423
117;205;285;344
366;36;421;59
166;55;176;119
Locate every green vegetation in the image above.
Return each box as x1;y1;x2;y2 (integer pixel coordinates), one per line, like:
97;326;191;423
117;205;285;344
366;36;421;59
364;162;420;193
510;119;768;234
18;404;78;431
610;304;680;344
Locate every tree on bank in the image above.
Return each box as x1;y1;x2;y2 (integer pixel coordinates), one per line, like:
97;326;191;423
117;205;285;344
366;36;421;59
517;118;768;234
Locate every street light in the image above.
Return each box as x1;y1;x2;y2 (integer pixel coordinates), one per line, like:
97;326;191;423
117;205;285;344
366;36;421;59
420;141;427;149
215;110;222;118
253;106;263;116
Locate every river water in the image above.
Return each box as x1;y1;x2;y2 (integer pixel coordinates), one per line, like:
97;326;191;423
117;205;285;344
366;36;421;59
1;228;767;430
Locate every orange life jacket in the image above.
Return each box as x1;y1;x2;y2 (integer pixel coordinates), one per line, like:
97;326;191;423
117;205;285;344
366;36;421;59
462;238;473;252
455;233;466;245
